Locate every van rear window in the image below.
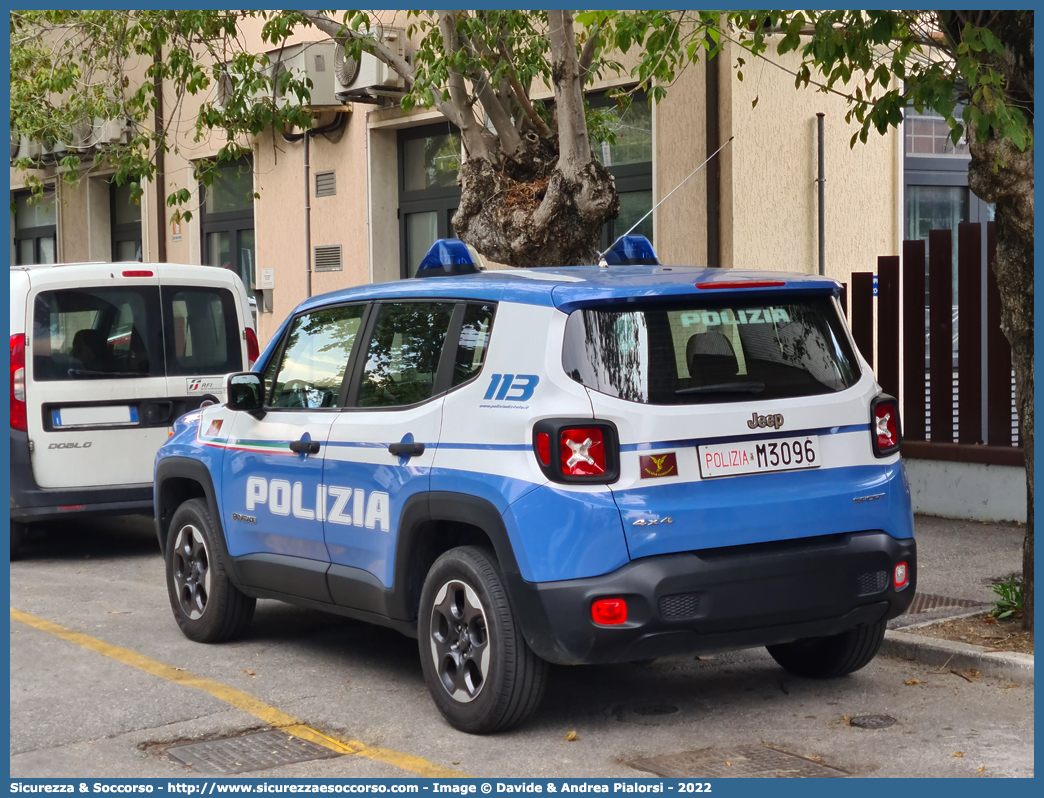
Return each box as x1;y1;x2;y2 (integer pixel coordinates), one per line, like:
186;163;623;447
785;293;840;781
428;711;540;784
562;296;860;405
32;288;163;380
162;287;242;376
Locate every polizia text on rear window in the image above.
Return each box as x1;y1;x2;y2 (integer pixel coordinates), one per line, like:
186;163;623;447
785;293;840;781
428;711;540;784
562;296;860;405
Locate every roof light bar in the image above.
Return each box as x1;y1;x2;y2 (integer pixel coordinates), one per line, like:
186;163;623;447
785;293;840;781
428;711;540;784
415;239;483;278
602;235;659;266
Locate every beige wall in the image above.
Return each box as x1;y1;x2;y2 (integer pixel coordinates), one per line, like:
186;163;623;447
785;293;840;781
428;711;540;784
718;38;900;284
653;56;708;266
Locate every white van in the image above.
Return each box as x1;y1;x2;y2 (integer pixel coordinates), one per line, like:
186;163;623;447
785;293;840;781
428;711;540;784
9;263;257;557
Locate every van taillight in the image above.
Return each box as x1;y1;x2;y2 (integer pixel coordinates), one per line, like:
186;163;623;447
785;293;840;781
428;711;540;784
870;395;902;457
244;327;259;365
532;419;620;483
10;334;27;432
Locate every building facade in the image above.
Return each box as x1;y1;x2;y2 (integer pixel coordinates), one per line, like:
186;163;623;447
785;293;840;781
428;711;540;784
11;21;930;352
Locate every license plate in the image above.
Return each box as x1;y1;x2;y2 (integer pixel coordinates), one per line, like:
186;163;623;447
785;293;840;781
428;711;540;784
698;435;821;478
52;405;138;428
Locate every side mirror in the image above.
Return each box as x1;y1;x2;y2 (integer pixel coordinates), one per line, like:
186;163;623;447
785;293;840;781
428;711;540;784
226;372;266;419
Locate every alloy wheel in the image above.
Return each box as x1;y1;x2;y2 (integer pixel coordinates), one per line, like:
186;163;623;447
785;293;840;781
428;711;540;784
172;524;212;620
428;580;490;703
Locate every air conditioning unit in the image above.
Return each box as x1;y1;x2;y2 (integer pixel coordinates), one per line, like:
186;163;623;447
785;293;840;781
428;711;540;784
10;134;64;164
217;40;342;111
334;28;408;102
67;117;132;152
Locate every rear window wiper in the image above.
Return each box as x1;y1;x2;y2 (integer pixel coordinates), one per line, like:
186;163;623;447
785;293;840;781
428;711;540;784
67;369;145;379
675;381;765;395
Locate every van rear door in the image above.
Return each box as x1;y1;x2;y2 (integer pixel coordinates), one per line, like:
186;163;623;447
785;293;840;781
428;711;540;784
26;275;168;489
158;276;247;406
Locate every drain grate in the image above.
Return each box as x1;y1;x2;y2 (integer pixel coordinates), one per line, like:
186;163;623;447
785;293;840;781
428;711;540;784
849;715;897;729
166;730;341;775
904;593;983;614
630;745;846;778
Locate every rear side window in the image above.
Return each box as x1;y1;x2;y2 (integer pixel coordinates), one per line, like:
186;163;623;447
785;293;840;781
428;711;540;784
452;303;496;387
562;296;859;405
162;287;243;376
357;302;455;408
32;288;163;380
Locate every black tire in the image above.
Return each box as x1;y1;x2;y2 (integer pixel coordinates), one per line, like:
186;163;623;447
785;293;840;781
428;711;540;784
418;545;548;734
767;620;887;679
165;498;255;643
10;521;27;560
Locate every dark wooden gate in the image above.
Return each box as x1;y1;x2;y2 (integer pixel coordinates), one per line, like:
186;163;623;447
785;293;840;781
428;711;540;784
845;221;1021;467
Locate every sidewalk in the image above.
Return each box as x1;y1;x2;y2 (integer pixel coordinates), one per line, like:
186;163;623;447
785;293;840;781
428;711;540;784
881;514;1032;680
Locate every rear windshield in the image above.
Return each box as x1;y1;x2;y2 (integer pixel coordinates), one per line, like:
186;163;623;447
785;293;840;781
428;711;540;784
33;288;163;380
562;296;860;405
31;285;242;381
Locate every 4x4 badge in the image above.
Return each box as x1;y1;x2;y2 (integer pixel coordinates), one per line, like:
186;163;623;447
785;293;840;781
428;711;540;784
633;517;673;526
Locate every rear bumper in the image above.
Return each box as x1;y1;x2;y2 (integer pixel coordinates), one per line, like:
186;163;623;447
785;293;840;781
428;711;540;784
10;429;153;523
508;530;916;665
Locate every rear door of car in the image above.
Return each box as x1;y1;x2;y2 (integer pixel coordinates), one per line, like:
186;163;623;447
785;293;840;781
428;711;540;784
25;269;167;489
322;299;461;603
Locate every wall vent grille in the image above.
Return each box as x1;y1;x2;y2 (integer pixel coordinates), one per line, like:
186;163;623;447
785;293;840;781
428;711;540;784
315;170;336;197
314;245;342;271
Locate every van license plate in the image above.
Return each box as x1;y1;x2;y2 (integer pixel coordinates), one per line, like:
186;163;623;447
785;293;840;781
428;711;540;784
52;405;138;428
698;436;821;478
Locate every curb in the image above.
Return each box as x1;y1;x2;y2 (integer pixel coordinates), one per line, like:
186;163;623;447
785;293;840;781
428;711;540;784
881;629;1034;682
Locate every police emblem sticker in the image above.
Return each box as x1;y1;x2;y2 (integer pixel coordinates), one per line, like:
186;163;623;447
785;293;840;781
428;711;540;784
640;452;678;479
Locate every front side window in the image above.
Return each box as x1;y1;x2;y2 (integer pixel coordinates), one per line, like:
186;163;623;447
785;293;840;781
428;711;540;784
563;297;859;405
357;302;455;408
268;305;366;409
32;288;163;380
162;287;242;376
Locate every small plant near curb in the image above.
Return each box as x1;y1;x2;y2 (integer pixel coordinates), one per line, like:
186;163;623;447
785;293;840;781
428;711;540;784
989;574;1024;619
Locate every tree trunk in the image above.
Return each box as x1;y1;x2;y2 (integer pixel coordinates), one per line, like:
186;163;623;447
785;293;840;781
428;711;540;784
452;9;620;266
967;129;1034;631
453;142;619;266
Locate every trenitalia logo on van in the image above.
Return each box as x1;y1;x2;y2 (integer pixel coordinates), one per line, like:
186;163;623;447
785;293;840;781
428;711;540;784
244;476;391;531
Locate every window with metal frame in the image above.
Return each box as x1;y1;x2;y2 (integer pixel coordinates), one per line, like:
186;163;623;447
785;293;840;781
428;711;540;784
13;190;58;265
200;158;256;297
110;179;142;262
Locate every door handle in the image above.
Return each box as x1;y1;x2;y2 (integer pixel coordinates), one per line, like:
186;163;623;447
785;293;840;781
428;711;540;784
289;439;321;454
388;442;425;457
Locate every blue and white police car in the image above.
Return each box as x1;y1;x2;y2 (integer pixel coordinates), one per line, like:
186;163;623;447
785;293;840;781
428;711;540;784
154;237;915;734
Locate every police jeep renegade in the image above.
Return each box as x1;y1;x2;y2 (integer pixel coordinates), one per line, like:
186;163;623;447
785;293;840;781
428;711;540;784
154;238;915;734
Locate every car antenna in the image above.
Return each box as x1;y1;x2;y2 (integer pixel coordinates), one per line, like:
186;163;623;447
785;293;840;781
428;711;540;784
598;135;735;267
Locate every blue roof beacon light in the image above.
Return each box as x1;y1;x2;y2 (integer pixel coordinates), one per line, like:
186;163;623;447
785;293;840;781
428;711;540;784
415;238;484;278
602;234;660;266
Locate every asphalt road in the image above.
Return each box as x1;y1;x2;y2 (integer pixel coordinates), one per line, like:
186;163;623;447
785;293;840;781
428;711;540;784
9;515;1034;779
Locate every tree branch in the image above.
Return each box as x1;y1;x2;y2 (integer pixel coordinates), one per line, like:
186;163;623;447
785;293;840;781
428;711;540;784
437;10;491;160
455;27;524;157
498;37;553;139
578;24;601;83
547;9;591;172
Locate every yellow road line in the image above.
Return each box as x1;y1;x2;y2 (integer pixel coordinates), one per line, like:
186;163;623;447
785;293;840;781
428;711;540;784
11;607;467;778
